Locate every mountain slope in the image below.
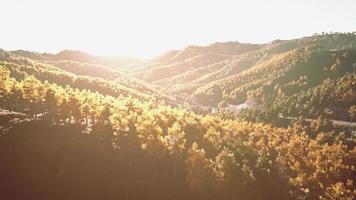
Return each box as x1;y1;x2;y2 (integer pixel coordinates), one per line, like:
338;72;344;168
193;48;356;105
10;49;142;71
134;42;261;82
1;49;168;101
133;33;356;104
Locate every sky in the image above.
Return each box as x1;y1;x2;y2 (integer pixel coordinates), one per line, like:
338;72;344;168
1;0;355;59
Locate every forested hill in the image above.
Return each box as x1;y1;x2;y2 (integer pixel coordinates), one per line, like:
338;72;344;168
0;49;169;101
132;33;356;107
193;48;356;105
239;72;356;123
1;66;355;200
0;32;356;200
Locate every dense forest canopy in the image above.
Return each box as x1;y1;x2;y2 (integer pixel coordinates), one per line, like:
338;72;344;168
0;32;356;200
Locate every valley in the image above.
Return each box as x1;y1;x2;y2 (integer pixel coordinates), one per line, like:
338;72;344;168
1;32;356;200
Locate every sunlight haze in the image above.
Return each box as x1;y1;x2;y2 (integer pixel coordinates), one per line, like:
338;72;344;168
1;1;356;199
1;0;355;58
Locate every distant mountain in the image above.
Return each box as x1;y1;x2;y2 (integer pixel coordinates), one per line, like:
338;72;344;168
10;50;49;60
48;50;94;62
10;49;142;71
0;49;168;101
133;42;261;81
44;60;122;79
132;33;356;106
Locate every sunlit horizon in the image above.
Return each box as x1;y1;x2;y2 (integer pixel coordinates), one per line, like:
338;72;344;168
1;0;356;59
1;1;356;199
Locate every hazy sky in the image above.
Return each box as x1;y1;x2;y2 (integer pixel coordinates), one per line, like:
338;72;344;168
1;0;355;58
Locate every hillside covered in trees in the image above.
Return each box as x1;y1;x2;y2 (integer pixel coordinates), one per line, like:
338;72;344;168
0;49;168;101
0;33;356;200
133;33;356;106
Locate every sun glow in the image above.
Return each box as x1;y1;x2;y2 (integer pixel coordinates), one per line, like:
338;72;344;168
1;0;355;58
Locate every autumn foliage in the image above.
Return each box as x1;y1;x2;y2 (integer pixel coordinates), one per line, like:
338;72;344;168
1;66;355;200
